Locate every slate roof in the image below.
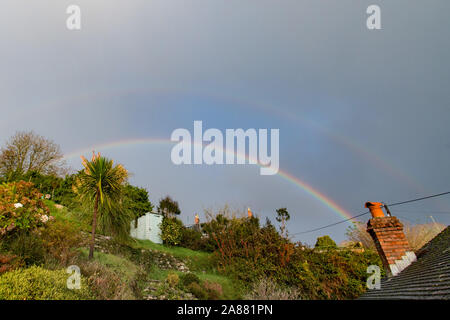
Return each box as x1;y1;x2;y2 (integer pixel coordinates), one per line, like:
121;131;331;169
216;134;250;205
360;226;450;300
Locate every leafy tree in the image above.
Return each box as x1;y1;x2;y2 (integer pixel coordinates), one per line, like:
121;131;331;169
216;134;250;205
158;195;180;218
52;174;79;207
97;201;134;242
123;184;154;219
22;171;62;197
314;235;337;249
0;131;66;180
276;208;290;238
17;171;80;208
73;152;128;259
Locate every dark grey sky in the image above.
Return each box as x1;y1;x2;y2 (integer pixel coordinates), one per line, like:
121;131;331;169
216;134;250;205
1;1;449;245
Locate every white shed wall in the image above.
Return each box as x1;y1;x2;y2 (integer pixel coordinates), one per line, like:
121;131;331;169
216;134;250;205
130;213;163;244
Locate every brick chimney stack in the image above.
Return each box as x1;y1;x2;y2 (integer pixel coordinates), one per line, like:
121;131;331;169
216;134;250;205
365;202;416;276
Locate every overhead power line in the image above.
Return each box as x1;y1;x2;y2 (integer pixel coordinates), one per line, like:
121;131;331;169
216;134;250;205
292;211;370;235
385;191;450;207
292;191;450;235
393;210;450;215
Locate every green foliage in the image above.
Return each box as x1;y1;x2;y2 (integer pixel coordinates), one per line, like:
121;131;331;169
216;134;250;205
44;200;91;232
22;171;62;197
158;195;181;217
201;214;295;284
75;250;141;300
73;153;129;258
166;272;179;287
0;265;92;300
1;188;83;267
0;181;50;237
123;184;154;219
200;211;383;299
290;248;384;299
184;279;223;300
180;227;203;250
160;217;183;246
52;174;79;207
2;231;46;266
97;202;134;242
196;272;243;300
276;208;290;238
40;218;84;266
180;272;201;288
187;282;208;300
133;239;215;273
275;208;290;223
10;172;80;210
199;214;256;252
314;235;337;249
74;154;129;210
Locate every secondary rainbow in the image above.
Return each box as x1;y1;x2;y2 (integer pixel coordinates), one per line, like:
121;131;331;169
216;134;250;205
37;87;423;192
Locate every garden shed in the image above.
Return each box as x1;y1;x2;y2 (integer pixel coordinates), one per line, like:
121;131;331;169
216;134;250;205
130;212;163;244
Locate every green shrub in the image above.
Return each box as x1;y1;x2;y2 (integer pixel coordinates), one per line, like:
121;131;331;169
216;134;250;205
160;217;183;246
0;265;92;300
201;210;383;299
167;272;179;287
187;282;208;300
314;235;337;249
1;217;84;268
3;231;46;266
180;272;201;288
18;172;80;209
289;248;383;299
180;227;203;250
40;219;84;266
123;184;154;220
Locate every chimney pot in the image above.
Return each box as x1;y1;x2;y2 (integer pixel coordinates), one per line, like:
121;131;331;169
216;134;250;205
365;201;386;218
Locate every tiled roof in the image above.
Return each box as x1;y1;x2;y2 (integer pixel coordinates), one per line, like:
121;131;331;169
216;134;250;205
360;226;450;300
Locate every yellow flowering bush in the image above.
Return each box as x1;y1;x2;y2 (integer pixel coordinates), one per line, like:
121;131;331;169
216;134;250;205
0;265;92;300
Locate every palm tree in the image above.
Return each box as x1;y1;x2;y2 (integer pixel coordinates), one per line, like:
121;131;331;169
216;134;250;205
73;152;128;260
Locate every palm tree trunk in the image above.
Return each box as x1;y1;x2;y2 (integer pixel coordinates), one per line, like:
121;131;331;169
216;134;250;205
88;191;99;260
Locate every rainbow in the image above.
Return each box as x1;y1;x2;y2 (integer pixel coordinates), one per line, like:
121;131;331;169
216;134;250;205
63;137;354;221
34;86;424;192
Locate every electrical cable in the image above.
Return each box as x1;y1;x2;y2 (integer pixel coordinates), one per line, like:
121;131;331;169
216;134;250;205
292;191;450;235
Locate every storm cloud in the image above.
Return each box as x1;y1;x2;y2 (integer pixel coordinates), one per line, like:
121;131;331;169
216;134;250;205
1;1;449;244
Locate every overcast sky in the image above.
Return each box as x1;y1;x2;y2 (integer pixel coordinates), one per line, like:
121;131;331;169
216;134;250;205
1;1;449;245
